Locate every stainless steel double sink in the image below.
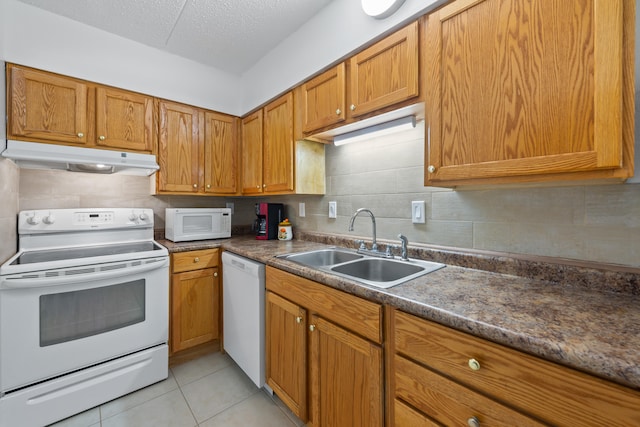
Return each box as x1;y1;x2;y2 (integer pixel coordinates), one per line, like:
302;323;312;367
278;248;445;289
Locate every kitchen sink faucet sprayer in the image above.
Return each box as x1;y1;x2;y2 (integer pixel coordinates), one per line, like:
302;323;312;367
398;234;409;260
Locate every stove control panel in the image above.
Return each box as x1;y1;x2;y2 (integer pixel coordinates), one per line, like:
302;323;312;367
18;208;154;233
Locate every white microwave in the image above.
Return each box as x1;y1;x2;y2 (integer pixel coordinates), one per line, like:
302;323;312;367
165;208;232;242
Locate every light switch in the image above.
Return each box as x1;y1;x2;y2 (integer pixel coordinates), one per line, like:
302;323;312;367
299;202;306;217
411;201;425;223
328;201;337;218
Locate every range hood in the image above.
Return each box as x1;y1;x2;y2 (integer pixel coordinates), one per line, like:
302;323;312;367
1;140;159;176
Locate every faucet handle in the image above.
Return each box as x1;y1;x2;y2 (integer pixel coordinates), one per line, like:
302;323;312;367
385;245;397;258
355;239;366;250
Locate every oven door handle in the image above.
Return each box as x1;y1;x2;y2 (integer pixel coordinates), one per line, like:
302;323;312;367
0;258;169;288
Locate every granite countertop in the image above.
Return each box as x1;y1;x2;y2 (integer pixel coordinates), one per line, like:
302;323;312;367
159;235;640;391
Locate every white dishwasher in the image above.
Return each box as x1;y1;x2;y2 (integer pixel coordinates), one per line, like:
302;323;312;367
221;251;266;388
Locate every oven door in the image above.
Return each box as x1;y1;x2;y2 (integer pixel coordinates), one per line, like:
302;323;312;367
0;256;169;392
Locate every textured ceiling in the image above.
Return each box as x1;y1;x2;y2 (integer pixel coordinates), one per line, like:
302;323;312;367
16;0;335;74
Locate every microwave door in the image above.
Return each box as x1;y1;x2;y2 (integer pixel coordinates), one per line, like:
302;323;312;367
182;215;214;237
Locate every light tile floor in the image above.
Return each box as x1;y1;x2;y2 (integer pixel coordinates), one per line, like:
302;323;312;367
50;352;304;427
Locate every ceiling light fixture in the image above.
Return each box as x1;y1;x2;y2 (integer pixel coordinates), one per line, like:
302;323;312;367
361;0;406;19
333;115;416;146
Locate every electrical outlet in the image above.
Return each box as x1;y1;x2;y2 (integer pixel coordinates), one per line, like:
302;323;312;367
226;202;234;215
411;201;425;223
328;201;337;218
299;202;306;217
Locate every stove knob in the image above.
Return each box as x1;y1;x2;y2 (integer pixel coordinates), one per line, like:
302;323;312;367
43;214;56;225
128;212;138;221
27;215;41;225
139;212;149;221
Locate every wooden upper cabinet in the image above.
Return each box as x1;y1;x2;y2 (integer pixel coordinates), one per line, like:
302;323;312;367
8;64;155;153
8;65;89;145
348;21;419;118
425;0;635;186
263;92;294;193
300;63;346;134
204;112;238;194
157;100;203;193
241;110;264;195
95;86;153;152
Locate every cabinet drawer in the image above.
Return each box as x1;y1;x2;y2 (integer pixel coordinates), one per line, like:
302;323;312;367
266;267;382;344
172;249;219;273
394;310;640;426
394;355;542;427
394;399;442;427
395;355;543;426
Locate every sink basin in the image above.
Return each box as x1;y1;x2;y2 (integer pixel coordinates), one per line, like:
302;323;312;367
279;247;445;289
281;248;363;267
330;258;445;289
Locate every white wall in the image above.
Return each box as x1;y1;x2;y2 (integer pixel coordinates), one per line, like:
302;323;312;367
0;0;244;115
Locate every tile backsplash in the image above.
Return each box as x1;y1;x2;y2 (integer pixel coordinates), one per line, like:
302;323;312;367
1;120;639;268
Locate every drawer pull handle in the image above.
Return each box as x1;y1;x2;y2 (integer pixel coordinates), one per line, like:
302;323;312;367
468;358;481;371
194;257;200;263
309;324;316;332
296;316;303;324
467;416;480;427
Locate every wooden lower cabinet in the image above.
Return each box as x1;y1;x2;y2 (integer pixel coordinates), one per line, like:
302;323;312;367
170;249;220;354
265;267;383;427
389;309;640;427
265;291;307;419
309;315;383;427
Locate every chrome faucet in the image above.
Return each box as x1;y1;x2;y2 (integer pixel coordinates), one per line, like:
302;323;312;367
348;208;378;252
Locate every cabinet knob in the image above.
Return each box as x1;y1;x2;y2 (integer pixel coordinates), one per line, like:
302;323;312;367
263;184;266;188
336;108;341;116
309;324;316;332
193;184;198;188
467;416;480;427
77;132;84;138
256;185;260;189
98;135;106;141
468;358;481;371
350;104;356;111
213;272;218;277
193;257;200;263
206;184;211;189
428;165;436;173
296;316;303;324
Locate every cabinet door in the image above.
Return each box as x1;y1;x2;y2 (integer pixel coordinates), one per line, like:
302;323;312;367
425;0;630;185
263;92;294;193
309;315;383;427
157;101;203;193
266;292;307;421
348;21;419;118
8;65;88;145
171;267;219;353
241;110;264;194
204;112;238;194
301;63;346;133
95;86;153;152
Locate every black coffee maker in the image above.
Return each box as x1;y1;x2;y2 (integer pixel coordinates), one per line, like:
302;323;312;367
255;203;284;240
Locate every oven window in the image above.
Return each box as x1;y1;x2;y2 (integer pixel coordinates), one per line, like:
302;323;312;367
39;280;146;346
